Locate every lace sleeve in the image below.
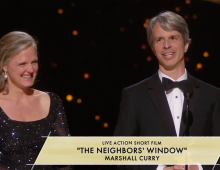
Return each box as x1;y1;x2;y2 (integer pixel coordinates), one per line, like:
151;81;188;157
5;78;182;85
50;93;73;170
51;93;71;136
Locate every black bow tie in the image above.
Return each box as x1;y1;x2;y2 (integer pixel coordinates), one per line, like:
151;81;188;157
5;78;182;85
162;77;193;95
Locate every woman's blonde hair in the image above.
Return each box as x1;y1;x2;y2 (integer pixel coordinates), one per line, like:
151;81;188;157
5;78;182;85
0;31;37;93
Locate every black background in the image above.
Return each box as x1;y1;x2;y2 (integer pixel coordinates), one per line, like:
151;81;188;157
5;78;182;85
0;0;220;169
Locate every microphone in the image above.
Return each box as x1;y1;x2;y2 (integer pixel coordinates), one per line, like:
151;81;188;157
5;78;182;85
182;80;194;135
182;93;193;135
182;81;193;170
182;80;193;98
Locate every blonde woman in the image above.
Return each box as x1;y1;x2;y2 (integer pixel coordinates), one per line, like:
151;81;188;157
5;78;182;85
0;31;72;169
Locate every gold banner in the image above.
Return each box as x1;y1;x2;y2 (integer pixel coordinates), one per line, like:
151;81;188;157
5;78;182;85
34;137;220;165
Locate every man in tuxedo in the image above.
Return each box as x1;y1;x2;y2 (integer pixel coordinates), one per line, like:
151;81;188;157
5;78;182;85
114;11;220;170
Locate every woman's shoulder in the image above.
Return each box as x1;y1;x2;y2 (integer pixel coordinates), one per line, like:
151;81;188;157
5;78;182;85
33;90;63;105
33;90;60;98
33;90;64;117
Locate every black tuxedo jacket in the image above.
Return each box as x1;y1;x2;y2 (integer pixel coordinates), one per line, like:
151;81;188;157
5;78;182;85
114;72;220;170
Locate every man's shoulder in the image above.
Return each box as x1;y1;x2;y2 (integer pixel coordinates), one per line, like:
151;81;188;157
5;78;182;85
124;73;158;92
190;75;220;94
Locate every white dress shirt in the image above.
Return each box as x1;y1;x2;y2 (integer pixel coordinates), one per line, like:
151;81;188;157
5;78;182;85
156;69;202;170
158;69;186;136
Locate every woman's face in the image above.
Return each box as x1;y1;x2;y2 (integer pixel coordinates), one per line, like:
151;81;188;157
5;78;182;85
4;46;38;90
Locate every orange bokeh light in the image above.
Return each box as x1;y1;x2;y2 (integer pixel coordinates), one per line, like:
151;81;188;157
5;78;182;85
95;115;100;120
141;44;147;49
197;63;203;69
143;19;150;28
185;57;190;62
84;73;90;79
193;14;198;19
103;122;109;128
66;94;73;101
175;6;181;12
145;18;150;23
72;30;78;36
120;27;125;32
147;56;152;61
186;0;191;4
77;98;82;104
189;39;192;44
58;9;63;14
203;52;209;57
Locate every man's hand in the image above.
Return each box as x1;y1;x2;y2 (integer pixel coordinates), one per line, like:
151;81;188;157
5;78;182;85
164;165;199;170
188;165;199;170
164;165;185;170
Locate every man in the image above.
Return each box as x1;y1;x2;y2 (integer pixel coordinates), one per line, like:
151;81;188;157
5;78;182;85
114;11;220;170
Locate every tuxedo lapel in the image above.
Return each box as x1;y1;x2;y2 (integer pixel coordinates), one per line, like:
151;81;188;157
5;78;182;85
188;74;200;114
148;73;177;136
179;73;200;136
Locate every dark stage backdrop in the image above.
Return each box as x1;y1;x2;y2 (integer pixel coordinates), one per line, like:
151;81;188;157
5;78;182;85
0;0;220;169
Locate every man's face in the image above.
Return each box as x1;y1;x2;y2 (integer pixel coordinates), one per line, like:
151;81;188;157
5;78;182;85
151;22;189;71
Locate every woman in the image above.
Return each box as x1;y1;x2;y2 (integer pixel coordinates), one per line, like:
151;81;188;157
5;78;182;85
0;31;72;169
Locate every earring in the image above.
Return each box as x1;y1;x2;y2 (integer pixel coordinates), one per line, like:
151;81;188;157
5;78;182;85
4;71;7;79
